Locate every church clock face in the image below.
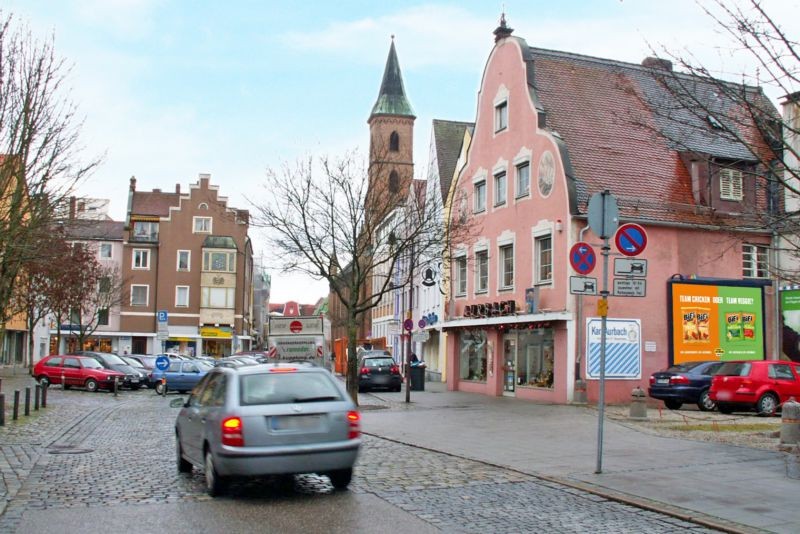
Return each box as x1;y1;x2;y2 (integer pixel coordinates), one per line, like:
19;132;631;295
538;151;555;198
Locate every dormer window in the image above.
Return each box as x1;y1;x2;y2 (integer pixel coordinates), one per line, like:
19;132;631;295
720;168;743;201
389;131;399;152
495;100;508;132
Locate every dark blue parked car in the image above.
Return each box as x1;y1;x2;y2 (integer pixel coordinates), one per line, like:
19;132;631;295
152;360;213;394
648;360;723;411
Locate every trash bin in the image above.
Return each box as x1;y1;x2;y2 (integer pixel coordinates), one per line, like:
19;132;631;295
410;365;425;391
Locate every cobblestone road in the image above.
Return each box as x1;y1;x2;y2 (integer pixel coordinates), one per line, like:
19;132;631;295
0;381;724;533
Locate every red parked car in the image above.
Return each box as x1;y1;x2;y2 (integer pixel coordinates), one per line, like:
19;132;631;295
709;360;800;416
33;354;126;392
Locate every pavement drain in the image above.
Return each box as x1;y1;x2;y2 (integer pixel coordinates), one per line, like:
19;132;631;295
47;445;94;455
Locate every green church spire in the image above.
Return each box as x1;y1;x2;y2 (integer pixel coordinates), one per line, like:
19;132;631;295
370;37;415;119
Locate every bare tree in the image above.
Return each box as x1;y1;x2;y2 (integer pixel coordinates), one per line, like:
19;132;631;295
0;12;99;357
630;1;797;277
251;150;473;403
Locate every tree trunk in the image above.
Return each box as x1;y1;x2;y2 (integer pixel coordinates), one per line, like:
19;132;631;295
346;314;359;405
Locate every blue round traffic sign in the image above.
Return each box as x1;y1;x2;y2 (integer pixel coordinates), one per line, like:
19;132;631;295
155;355;170;371
615;223;647;257
569;242;596;275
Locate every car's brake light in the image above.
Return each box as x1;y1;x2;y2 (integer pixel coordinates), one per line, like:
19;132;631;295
268;367;297;373
221;416;244;447
649;375;655;385
347;410;360;440
390;365;400;375
360;367;370;375
670;375;690;385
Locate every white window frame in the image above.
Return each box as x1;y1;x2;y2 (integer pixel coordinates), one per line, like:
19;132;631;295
132;249;150;270
193;216;212;233
535;234;553;284
516;162;531;199
720;168;743;201
499;244;514;290
203;250;236;273
177;250;191;272
475;249;489;294
175;285;190;307
742;243;768;279
494;171;507;207
473;181;486;213
99;243;112;260
201;286;235;309
130;284;149;306
455;255;467;297
495;100;508;132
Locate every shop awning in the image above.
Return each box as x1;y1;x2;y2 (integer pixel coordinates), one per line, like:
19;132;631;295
439;310;572;329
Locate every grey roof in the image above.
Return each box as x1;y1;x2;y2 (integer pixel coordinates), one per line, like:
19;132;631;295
370;41;415;119
432;119;473;201
202;235;238;249
60;219;125;241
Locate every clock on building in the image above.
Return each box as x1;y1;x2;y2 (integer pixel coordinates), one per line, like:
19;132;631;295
538;151;555;198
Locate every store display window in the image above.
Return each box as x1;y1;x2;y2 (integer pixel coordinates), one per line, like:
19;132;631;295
459;329;488;381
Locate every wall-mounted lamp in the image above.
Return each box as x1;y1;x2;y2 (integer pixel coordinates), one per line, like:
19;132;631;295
555;219;563;233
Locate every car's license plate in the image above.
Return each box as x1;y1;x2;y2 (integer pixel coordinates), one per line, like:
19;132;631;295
130;378;139;383
271;414;323;431
656;378;669;385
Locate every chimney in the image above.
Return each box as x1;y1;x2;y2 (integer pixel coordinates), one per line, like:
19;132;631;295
69;196;76;219
642;57;673;71
129;176;137;191
175;183;181;194
153;188;161;193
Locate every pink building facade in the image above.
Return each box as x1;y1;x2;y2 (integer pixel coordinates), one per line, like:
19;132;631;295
442;20;778;404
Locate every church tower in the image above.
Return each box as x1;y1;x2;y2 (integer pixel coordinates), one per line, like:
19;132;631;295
368;37;416;210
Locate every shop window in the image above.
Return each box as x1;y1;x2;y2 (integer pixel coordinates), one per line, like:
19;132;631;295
459;330;487;381
517;329;554;388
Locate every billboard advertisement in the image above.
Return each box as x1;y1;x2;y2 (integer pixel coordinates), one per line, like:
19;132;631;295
780;289;800;363
668;281;766;364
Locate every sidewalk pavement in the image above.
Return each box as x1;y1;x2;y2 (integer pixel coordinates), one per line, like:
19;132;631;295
360;380;799;534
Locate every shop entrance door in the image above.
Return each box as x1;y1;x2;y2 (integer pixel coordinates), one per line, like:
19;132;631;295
503;335;516;395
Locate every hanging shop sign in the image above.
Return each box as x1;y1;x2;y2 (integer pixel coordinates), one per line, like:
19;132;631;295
668;280;766;365
586;318;641;380
200;326;233;339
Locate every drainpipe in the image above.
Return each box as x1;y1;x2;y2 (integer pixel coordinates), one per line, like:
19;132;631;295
573;225;589;403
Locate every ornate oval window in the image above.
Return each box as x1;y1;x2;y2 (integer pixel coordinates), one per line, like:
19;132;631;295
538;151;555;198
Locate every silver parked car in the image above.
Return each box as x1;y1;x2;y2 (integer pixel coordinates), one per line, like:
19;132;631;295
174;363;361;496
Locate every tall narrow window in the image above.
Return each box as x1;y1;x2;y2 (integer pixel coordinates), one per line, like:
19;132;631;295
455;256;467;296
476;250;488;293
177;250;190;271
97;308;109;326
720;168;743;201
176;286;190;307
132;249;150;269
389;131;399;152
500;244;514;289
516;162;530;198
536;235;553;284
742;244;768;278
495;101;508;132
494;171;507;206
474;181;486;212
389;170;400;193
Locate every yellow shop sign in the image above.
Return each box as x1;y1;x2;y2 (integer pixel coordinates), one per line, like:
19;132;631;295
200;326;232;339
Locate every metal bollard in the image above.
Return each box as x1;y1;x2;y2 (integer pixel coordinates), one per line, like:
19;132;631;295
162;378;167;397
781;398;800;445
114;376;119;397
34;385;40;411
24;387;30;416
629;387;648;420
574;379;588;404
61;372;65;389
0;377;3;393
0;393;5;426
13;390;19;421
41;383;48;408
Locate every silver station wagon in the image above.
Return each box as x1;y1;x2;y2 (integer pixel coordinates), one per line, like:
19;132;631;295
174;363;361;496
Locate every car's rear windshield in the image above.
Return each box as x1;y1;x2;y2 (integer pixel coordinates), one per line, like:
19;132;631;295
364;357;394;368
81;359;103;369
716;362;751;376
665;361;704;373
100;353;126;365
239;372;343;406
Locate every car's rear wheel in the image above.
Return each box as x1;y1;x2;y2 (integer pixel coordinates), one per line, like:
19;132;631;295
328;468;353;490
37;376;50;388
757;393;778;416
664;399;682;410
155;382;166;395
393;385;401;392
717;403;734;414
63;384;71;390
204;449;226;496
176;434;192;473
697;389;716;412
85;378;99;393
130;384;142;390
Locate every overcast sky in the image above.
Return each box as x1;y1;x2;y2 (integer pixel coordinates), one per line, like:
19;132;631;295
6;0;798;304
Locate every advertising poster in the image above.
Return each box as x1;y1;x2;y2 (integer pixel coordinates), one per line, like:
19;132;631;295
780;289;800;363
586;318;641;379
669;281;765;364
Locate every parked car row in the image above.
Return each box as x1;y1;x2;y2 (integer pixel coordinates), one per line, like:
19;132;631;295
649;359;800;416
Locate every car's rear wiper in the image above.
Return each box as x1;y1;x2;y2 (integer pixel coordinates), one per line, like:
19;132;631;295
292;396;339;403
